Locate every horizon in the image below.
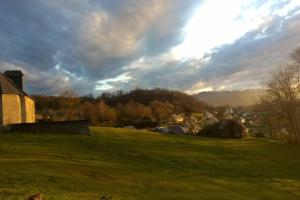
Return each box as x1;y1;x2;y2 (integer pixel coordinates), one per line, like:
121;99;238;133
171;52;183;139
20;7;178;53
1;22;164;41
27;87;266;99
0;0;300;95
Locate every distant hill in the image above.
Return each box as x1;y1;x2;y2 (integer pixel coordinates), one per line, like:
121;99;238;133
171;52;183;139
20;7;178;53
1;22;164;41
193;89;266;107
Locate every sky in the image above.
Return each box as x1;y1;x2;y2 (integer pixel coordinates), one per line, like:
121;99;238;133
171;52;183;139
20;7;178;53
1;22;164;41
0;0;300;95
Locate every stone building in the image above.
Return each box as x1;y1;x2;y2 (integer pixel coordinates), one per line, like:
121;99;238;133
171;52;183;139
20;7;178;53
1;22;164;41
0;70;35;126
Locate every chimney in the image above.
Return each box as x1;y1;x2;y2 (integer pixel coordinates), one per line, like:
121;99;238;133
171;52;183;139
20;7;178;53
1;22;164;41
3;70;24;90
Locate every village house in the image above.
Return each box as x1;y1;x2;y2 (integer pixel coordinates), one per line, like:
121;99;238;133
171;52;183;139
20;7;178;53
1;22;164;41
0;70;35;126
171;114;185;123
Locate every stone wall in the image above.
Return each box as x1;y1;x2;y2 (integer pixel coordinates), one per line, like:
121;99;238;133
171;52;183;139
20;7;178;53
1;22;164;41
1;94;22;125
9;120;90;135
0;95;2;125
0;94;36;126
25;96;35;123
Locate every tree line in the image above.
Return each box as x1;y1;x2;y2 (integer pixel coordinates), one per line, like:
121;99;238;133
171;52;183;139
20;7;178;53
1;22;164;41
33;88;212;127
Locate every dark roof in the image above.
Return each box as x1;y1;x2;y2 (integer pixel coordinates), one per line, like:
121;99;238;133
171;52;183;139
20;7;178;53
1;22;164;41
0;73;26;95
3;70;24;77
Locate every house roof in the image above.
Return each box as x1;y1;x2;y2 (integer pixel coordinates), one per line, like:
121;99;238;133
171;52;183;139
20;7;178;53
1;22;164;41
0;73;26;96
3;70;24;77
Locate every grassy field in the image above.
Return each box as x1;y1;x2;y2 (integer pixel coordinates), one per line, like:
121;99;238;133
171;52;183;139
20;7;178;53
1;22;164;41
0;127;300;200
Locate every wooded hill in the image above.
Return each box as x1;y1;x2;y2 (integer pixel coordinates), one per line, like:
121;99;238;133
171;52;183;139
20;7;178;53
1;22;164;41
100;88;212;113
32;88;212;126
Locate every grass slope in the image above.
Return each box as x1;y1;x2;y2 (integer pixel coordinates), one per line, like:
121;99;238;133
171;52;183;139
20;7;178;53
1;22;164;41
0;127;300;200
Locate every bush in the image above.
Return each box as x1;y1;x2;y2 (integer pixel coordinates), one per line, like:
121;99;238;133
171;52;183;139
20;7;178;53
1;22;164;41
254;133;266;138
198;119;247;139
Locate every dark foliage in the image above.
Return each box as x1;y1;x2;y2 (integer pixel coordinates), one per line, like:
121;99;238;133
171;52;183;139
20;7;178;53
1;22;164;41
32;88;211;126
117;117;158;129
198;119;247;139
254;133;266;138
100;88;212;114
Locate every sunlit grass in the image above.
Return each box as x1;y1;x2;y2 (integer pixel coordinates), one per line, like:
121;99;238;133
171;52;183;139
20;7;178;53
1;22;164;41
0;127;299;199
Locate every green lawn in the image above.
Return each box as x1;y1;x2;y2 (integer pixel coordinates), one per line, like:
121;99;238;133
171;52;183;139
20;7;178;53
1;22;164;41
0;127;300;200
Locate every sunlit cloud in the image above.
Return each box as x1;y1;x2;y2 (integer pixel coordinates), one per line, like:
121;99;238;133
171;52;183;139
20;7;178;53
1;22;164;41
95;73;132;91
0;0;300;95
172;0;300;59
185;83;213;94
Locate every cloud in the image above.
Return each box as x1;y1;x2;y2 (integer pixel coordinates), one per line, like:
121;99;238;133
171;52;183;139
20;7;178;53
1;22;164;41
120;6;300;94
0;0;200;95
195;13;300;91
0;0;299;95
0;61;91;95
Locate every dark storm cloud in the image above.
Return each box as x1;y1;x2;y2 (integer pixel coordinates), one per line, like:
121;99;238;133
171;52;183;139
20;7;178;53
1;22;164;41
0;0;300;95
0;0;200;94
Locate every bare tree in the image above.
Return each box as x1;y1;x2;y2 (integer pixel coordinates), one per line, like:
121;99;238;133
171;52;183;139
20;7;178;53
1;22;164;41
253;97;285;139
96;100;116;123
150;100;174;125
267;49;300;142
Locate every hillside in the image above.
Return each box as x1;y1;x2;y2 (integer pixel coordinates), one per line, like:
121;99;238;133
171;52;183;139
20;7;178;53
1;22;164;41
32;88;213;124
101;88;212;113
193;89;266;107
1;128;300;199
